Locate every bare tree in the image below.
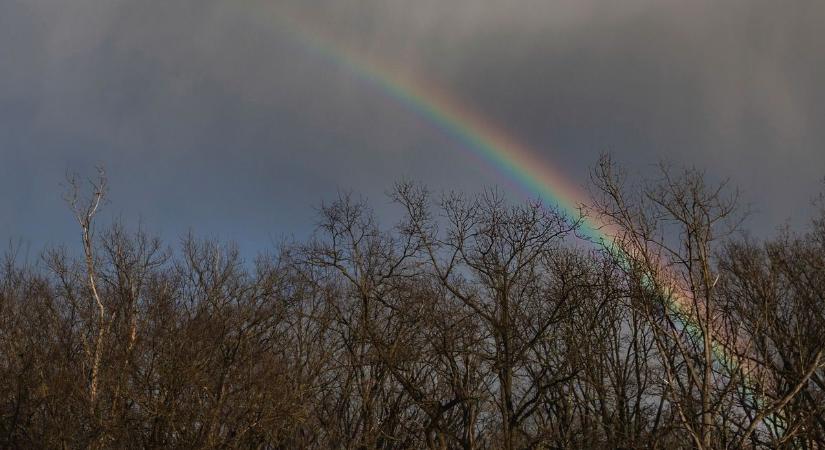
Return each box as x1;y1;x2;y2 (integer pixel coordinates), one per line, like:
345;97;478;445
719;204;825;447
64;168;109;441
591;155;825;448
2;166;824;449
392;182;589;449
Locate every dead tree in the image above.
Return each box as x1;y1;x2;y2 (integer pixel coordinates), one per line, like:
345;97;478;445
64;168;108;422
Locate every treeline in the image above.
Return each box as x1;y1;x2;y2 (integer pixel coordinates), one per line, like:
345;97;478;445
1;158;823;449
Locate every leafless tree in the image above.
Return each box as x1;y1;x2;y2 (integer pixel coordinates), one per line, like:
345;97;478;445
64;168;108;418
1;165;823;449
591;155;825;449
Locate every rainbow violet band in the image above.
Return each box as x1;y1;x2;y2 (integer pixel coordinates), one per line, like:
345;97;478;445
273;7;756;400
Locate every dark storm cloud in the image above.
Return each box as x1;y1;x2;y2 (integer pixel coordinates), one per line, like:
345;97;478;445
0;0;450;251
279;0;825;229
1;0;823;253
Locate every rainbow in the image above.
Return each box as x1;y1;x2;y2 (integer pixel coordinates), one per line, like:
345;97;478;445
267;6;758;398
271;11;607;240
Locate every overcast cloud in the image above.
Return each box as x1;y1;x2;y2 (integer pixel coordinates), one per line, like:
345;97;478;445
1;0;823;255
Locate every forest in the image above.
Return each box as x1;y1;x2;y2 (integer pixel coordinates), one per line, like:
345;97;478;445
1;157;823;449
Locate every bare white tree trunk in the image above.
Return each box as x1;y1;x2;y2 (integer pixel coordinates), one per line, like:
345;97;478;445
65;168;107;414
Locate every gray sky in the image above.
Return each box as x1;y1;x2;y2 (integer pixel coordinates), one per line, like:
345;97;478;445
2;0;823;256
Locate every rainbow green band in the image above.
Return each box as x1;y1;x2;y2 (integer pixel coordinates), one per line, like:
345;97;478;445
267;6;757;406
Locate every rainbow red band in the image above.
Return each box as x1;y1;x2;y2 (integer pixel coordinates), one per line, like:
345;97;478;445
269;5;755;397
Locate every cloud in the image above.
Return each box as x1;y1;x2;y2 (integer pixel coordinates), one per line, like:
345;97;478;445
283;0;825;229
0;0;823;250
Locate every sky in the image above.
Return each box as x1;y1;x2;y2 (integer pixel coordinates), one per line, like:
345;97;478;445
1;0;824;257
